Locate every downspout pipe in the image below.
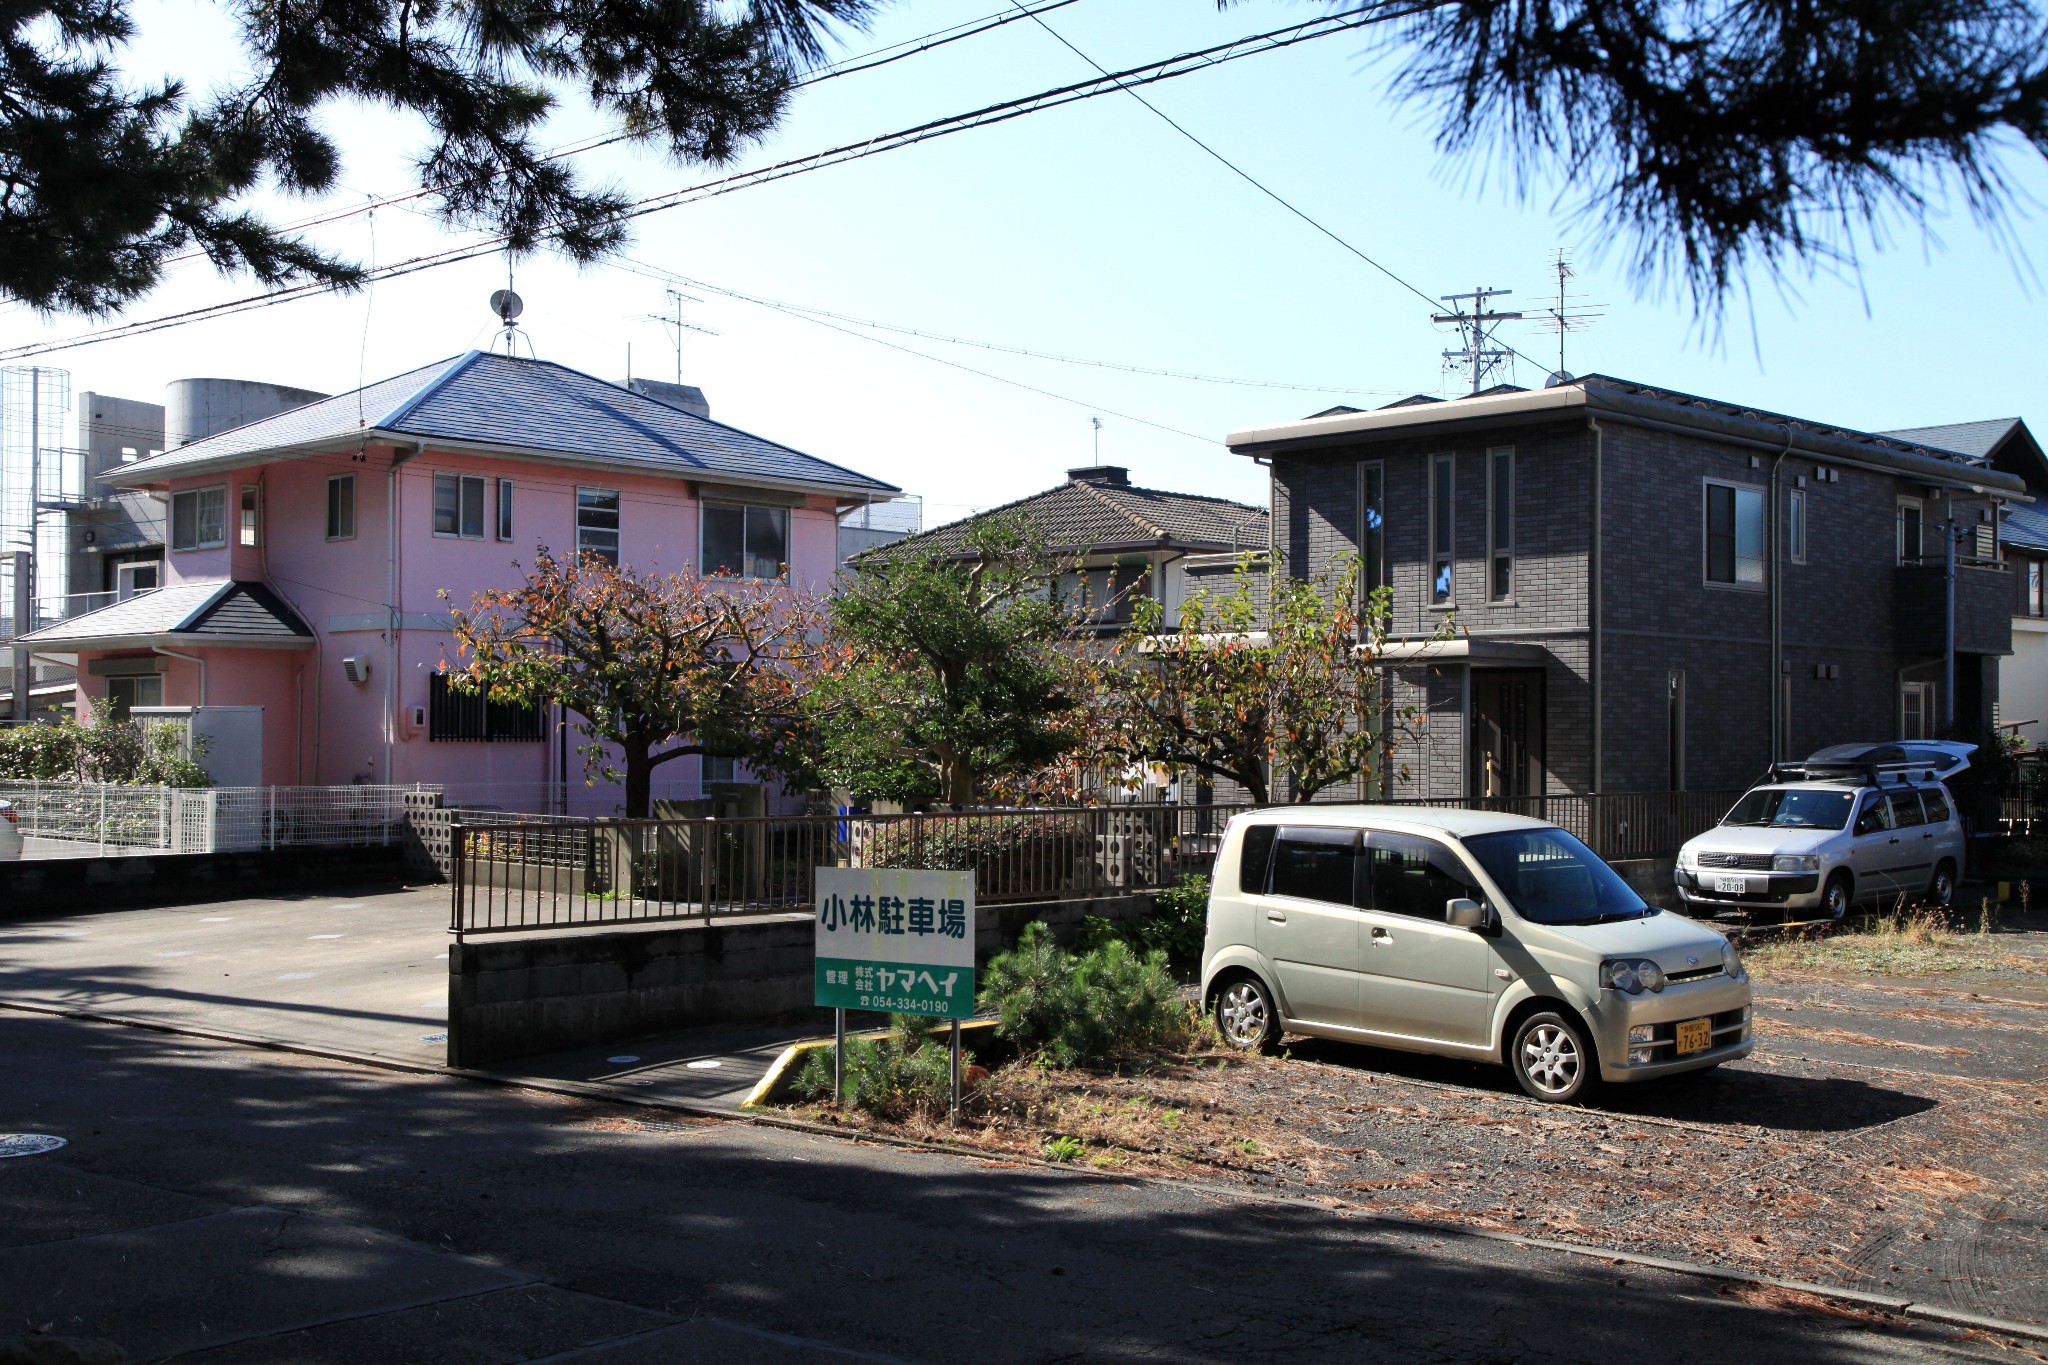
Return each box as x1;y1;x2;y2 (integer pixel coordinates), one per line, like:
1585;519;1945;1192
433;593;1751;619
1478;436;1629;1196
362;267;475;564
1767;422;1794;765
1588;417;1603;793
385;442;424;786
153;646;206;706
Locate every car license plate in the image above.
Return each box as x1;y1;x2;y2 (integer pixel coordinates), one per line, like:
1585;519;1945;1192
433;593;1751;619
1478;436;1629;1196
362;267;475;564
1713;875;1747;894
1675;1017;1712;1055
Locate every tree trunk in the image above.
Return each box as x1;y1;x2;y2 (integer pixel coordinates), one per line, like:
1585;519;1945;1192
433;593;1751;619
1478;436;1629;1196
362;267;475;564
945;758;977;809
624;745;653;819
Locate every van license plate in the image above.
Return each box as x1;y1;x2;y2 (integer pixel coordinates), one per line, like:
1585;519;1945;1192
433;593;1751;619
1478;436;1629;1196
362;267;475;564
1713;876;1747;894
1675;1018;1712;1054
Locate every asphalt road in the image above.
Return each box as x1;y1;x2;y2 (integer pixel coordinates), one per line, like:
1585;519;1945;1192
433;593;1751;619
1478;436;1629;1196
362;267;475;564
0;1014;2015;1364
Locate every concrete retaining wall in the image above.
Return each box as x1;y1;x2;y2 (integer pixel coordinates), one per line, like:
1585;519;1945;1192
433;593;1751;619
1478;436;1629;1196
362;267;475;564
0;845;412;918
1611;855;1680;910
447;892;1156;1067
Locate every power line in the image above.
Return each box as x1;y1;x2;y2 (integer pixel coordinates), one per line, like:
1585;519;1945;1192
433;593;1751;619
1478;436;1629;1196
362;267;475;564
647;268;1399;395
0;5;1409;362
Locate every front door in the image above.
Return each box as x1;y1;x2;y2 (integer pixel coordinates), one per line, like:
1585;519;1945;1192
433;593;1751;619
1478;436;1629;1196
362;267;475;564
1253;826;1362;1028
1354;830;1496;1046
1472;670;1545;799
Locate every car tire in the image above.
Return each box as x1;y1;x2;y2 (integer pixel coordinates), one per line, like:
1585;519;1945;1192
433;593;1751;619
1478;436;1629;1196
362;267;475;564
1213;973;1279;1052
1926;860;1956;910
1509;1010;1598;1104
1822;873;1853;921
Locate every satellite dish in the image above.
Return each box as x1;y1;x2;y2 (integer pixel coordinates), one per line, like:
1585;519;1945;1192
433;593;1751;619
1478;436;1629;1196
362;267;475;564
489;289;524;324
1544;369;1575;388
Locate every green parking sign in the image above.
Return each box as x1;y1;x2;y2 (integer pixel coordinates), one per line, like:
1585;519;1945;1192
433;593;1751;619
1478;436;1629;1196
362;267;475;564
813;868;976;1019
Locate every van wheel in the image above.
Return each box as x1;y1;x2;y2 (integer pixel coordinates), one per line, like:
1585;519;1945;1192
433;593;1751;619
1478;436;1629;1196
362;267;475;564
1926;861;1956;910
1822;874;1853;921
1213;975;1279;1051
1509;1010;1597;1103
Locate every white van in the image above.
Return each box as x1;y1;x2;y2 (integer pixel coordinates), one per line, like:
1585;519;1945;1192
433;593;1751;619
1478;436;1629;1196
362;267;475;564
1201;807;1753;1102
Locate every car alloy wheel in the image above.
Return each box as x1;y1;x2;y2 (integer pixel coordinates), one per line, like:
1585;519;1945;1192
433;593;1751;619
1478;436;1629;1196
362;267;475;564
1215;977;1276;1051
1510;1011;1595;1103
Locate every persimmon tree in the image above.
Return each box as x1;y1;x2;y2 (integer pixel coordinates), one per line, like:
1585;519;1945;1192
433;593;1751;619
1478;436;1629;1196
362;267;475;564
444;548;824;817
1096;553;1441;805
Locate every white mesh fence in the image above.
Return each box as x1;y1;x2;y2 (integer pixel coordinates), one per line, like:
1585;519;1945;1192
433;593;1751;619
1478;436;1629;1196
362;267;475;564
0;782;434;858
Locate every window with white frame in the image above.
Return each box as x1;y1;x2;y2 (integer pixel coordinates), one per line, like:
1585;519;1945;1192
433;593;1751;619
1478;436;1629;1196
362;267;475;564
1898;497;1925;564
1486;446;1514;601
433;473;486;539
1428;453;1454;605
114;559;159;600
326;474;355;541
238;485;259;547
496;478;514;542
577;488;621;565
1703;479;1764;586
170;486;226;551
1787;487;1808;565
106;673;163;718
701;502;789;579
2026;559;2046;618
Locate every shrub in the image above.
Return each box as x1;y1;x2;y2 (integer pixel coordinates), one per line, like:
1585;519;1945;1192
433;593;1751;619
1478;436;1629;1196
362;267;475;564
979;922;1196;1067
792;1014;965;1119
0;702;211;787
1134;873;1210;967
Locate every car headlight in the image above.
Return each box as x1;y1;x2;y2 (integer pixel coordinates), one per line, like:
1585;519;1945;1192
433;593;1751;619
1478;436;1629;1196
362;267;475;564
1600;958;1665;994
1723;941;1745;980
1677;847;1697;870
1772;854;1821;872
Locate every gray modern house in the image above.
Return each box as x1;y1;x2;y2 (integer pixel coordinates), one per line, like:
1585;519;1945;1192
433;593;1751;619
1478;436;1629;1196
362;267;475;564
1227;377;2035;801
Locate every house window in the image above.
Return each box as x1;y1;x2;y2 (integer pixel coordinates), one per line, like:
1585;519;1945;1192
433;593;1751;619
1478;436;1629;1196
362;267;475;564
1487;447;1514;601
170;486;226;551
106;673;162;719
702;503;788;579
1901;681;1936;740
238;486;259;547
496;479;514;542
1787;487;1807;565
326;474;355;541
577;488;621;565
1898;497;1924;564
427;673;544;742
2026;559;2045;617
1429;453;1454;605
1704;480;1763;586
1358;462;1386;604
434;473;486;539
114;560;159;600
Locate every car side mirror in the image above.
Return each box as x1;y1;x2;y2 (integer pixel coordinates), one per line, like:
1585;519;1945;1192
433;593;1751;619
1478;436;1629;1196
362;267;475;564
1446;898;1487;931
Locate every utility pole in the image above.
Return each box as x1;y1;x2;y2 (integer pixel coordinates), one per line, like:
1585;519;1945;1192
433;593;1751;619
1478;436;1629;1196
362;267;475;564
9;550;29;723
1432;288;1522;394
1944;511;1958;732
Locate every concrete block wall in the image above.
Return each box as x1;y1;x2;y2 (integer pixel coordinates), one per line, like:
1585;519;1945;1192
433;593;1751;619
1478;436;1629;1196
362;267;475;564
447;892;1157;1067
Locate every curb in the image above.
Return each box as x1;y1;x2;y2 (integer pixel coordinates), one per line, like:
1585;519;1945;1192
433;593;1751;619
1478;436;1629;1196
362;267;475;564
7;996;2047;1348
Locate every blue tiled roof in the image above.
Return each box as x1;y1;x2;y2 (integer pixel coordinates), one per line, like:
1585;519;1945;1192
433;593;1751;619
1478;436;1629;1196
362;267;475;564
2006;503;2048;553
1880;419;2024;461
20;581;312;647
111;352;898;498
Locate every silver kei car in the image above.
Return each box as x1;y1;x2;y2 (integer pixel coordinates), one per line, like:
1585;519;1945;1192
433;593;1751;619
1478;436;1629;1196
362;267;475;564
1676;775;1964;920
1202;807;1752;1104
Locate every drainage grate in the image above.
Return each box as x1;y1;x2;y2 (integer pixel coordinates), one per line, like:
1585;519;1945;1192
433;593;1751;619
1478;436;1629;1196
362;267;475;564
0;1134;67;1159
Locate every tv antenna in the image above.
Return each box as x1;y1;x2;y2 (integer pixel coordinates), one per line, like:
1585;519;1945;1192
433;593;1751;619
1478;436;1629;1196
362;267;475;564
644;288;719;384
1091;416;1103;462
488;253;531;356
1432;287;1522;395
1535;250;1603;382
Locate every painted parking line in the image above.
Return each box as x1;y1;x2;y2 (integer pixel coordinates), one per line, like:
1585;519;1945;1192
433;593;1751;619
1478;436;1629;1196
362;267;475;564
278;973;317;981
308;934;345;941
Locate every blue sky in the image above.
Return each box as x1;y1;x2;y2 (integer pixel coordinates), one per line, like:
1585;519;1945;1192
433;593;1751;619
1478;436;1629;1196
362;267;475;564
5;0;2044;526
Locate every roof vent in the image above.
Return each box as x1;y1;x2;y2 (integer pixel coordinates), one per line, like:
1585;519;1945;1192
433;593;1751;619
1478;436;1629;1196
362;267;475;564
1068;465;1129;486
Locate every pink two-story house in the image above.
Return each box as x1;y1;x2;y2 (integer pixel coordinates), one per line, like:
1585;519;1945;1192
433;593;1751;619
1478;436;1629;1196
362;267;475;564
24;351;899;808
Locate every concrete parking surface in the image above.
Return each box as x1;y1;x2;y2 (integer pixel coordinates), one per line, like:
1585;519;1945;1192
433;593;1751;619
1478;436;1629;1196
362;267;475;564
0;1014;2016;1364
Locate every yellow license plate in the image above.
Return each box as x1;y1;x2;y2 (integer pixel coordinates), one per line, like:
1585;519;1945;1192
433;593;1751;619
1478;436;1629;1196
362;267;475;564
1675;1017;1712;1055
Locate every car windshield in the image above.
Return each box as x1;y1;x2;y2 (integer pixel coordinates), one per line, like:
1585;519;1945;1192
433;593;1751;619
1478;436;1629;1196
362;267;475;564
1721;788;1854;829
1461;828;1654;926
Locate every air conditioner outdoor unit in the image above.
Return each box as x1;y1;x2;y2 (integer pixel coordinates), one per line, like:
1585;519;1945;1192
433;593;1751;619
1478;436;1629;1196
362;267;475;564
342;656;371;685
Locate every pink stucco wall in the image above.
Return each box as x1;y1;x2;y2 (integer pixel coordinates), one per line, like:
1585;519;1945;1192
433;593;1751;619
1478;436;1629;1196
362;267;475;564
85;440;847;805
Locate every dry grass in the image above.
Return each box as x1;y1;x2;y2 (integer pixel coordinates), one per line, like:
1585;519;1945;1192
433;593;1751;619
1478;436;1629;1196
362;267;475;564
1748;907;2043;979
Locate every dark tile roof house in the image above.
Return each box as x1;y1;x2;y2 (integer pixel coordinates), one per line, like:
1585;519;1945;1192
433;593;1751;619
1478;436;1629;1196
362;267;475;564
107;350;899;503
1878;418;2048;553
23;581;311;650
856;466;1267;563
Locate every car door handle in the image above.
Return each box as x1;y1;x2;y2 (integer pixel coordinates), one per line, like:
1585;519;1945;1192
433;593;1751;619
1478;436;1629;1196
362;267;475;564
1265;910;1287;924
1370;926;1392;943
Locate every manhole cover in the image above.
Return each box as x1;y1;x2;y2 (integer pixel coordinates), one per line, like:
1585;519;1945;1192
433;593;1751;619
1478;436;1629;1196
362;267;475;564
0;1134;67;1159
685;1060;722;1070
607;1055;640;1064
